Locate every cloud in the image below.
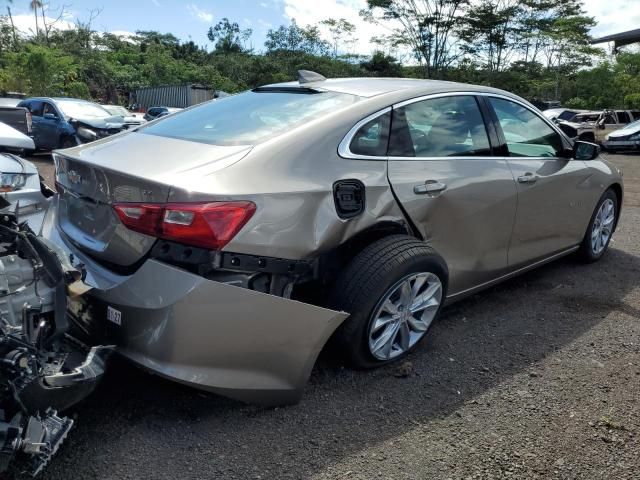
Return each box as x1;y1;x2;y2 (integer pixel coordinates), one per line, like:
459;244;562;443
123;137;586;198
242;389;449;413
187;4;214;24
282;0;382;55
582;0;640;39
10;13;75;37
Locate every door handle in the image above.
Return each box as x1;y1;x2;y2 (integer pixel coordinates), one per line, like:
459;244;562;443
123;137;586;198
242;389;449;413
414;181;447;195
517;173;539;184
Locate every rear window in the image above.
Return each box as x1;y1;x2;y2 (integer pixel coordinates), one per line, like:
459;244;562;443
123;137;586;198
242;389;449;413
557;110;578;121
616;111;631;124
140;91;360;146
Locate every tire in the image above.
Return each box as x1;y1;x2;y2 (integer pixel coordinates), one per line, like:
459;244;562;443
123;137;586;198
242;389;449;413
577;188;618;263
329;235;448;369
59;136;77;149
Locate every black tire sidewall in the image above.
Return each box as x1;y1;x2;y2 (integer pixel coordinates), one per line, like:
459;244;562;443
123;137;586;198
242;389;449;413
331;237;448;369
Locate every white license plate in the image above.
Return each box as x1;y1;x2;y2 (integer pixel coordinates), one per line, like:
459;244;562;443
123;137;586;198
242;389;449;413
107;306;122;326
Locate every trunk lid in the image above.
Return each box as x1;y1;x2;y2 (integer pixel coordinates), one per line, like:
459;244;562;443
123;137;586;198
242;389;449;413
54;132;252;267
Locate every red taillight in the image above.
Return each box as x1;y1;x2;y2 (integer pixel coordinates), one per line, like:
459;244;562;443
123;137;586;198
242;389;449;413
113;201;256;250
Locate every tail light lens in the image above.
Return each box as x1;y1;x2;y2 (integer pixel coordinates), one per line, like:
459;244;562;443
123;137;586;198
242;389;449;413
113;201;256;250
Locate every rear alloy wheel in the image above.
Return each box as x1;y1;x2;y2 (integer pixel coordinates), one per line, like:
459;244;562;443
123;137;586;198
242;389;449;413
367;272;443;361
578;189;618;262
330;235;448;368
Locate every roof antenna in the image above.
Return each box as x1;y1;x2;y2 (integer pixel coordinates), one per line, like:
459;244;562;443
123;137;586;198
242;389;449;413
298;70;326;84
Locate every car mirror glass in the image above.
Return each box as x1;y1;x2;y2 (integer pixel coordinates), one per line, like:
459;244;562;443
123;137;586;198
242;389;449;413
573;141;600;161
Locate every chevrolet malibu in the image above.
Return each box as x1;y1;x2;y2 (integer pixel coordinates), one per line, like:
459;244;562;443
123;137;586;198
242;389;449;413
43;72;623;405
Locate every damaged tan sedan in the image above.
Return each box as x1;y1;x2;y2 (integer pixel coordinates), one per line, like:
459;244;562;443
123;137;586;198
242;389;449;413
43;72;623;405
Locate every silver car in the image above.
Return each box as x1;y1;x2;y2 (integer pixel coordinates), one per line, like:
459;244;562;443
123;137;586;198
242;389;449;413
43;73;623;405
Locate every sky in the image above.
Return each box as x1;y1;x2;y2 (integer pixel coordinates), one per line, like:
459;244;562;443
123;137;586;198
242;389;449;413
4;0;640;56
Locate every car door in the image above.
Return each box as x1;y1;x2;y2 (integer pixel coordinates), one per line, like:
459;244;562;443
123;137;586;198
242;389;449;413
39;102;62;149
486;96;594;268
386;94;518;296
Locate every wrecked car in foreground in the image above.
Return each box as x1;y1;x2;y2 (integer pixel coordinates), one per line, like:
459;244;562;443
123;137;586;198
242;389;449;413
44;72;623;406
0;206;110;476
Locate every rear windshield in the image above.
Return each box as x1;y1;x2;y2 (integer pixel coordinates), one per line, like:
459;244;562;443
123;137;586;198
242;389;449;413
139;90;360;146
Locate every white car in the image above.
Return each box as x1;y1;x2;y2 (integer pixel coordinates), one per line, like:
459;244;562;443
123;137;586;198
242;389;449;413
0;122;52;230
542;108;585;122
603;119;640;152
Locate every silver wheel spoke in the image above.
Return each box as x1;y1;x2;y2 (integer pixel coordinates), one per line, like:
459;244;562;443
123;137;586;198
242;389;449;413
368;272;443;361
411;282;441;313
372;313;399;333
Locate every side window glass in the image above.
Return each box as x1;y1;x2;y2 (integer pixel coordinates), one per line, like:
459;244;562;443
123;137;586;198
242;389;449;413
349;112;390;156
603;114;616;125
43;103;58;117
29;101;44;117
389;96;491;157
616;111;630;124
489;97;562;158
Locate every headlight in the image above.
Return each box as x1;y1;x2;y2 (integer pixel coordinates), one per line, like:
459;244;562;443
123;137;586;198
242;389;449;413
0;173;28;192
630;133;640;141
76;127;98;140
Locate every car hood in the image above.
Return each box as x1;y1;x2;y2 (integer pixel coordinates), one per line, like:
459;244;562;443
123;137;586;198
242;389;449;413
71;115;125;129
609;125;640;138
0;121;35;150
0;152;37;174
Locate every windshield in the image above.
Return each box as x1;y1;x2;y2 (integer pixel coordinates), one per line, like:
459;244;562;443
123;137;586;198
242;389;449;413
57;100;111;119
103;105;129;117
140;90;360;146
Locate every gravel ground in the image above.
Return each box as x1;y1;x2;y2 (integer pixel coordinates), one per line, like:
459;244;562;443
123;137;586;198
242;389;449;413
11;153;640;480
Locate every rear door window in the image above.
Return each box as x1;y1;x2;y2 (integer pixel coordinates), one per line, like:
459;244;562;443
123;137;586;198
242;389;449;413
27;101;44;116
489;97;563;158
388;96;491;157
349;112;390;156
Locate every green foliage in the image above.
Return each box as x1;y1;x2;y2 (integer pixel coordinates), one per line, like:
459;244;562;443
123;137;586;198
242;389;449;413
0;8;637;112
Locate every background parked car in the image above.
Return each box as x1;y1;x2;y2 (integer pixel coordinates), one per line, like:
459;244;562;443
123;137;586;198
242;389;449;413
143;106;182;121
17;97;126;150
0;98;33;143
101;104;147;128
542;108;585;122
0;125;52;230
603;119;640;152
557;109;640;143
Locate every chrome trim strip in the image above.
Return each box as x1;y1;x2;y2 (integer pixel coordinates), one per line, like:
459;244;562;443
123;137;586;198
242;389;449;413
337;107;391;160
445;245;580;300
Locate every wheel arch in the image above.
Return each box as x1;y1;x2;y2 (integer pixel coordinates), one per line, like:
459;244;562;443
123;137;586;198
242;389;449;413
609;182;623;232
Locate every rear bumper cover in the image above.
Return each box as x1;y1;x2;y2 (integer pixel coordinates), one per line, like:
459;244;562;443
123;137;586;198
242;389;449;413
40;201;348;405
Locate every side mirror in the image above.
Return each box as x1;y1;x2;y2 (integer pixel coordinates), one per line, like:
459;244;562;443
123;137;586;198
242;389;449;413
43;113;58;121
573;141;600;161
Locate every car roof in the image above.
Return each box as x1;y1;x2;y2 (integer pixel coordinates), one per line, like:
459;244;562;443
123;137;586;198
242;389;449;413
22;97;95;103
261;77;510;99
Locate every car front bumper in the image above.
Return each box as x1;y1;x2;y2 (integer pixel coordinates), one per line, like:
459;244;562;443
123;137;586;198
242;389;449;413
40;200;348;405
602;139;640;151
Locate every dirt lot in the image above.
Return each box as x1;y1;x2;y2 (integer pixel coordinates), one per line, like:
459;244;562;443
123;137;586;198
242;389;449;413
13;153;640;480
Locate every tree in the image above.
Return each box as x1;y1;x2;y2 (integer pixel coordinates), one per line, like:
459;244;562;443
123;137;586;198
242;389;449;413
361;50;402;76
265;20;330;56
207;18;252;54
361;0;468;78
29;0;42;37
320;18;356;57
458;0;523;74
